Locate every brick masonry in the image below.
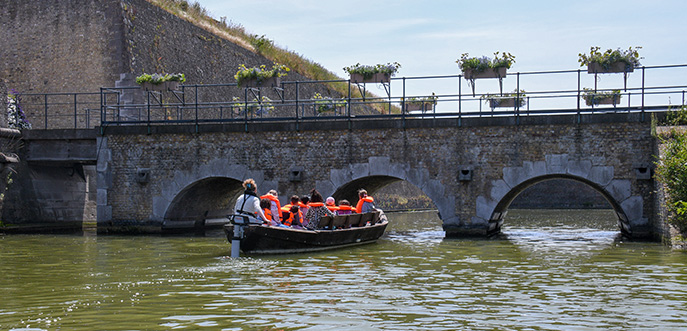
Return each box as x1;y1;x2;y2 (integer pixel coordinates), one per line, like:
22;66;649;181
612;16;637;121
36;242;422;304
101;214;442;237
97;114;658;238
0;0;343;128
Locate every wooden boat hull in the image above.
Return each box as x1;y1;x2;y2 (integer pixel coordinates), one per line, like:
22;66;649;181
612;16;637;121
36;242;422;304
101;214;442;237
224;221;388;255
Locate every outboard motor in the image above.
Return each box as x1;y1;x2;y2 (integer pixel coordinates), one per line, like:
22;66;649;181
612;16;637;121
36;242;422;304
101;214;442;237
229;214;250;258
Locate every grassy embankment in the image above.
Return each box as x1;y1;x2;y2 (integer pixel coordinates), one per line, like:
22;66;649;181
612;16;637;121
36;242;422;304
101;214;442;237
147;0;398;114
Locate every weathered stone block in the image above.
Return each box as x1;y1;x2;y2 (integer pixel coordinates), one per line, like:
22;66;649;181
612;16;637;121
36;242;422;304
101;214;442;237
546;154;569;174
606;179;632;203
588;166;614;187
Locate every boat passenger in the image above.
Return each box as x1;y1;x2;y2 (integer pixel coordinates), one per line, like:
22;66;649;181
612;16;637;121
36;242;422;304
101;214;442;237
261;189;283;223
336;199;353;215
299;195;310;224
355;189;377;214
325;196;339;212
305;189;335;230
284;205;304;229
281;195;300;219
260;198;273;223
233;178;268;224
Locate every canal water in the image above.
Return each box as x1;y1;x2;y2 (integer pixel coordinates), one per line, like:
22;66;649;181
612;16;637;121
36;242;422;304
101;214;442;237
1;210;686;330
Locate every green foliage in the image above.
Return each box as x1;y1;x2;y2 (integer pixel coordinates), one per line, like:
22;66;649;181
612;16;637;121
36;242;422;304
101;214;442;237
481;89;526;107
578;46;642;69
581;88;621;106
402;92;438;106
231;96;273;115
663;105;687;126
311;93;347;113
7;91;31;129
655;130;687;231
456;51;515;72
250;34;273;54
234;63;289;86
135;73;186;85
343;62;401;80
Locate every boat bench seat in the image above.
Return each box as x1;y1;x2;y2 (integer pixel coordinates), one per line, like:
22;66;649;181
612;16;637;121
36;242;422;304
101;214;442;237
317;211;380;230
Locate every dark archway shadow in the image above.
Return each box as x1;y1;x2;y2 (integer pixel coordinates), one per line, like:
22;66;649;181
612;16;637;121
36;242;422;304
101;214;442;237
490;175;630;236
163;177;244;233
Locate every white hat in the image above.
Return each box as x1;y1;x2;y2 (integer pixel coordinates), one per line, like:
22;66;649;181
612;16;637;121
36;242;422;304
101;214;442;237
326;197;335;205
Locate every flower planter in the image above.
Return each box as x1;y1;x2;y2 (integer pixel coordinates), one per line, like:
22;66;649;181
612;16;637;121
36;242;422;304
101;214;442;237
405;103;434;112
349;73;390;84
166;81;180;91
488;97;523;108
587;62;633;74
584;95;621;106
140;81;180;91
462;67;507;79
317;105;346;115
239;76;280;88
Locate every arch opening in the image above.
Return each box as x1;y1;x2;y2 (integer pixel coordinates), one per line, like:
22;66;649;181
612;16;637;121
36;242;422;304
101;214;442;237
331;175;436;211
490;174;629;235
163;177;244;227
331;175;441;232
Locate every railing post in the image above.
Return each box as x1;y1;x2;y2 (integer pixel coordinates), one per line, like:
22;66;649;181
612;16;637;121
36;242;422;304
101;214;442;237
44;94;48;129
194;85;199;133
458;75;462;127
147;91;151;134
516;72;520;125
295;81;300;131
641;66;646;121
577;69;581;124
73;93;78;129
348;79;352;130
402;77;406;128
100;88;104;130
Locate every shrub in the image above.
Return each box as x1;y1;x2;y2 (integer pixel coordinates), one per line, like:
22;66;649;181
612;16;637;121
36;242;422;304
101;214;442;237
234;63;289;86
655;130;687;231
663;105;687;126
7;90;31;129
135;73;186;85
578;46;642;69
343;62;401;80
457;51;515;72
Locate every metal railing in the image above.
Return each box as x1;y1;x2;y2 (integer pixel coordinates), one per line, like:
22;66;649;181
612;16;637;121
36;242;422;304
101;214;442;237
17;64;687;130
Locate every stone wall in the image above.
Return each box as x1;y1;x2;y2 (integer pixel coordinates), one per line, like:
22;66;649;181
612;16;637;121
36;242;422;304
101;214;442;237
0;79;6;127
1;130;97;230
97;115;656;237
0;0;126;93
0;0;345;128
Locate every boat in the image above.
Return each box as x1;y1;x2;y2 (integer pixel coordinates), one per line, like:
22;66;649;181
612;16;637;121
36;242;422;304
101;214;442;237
224;210;388;255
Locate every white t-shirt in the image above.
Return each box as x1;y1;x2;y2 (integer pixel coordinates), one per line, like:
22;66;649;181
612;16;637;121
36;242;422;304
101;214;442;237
234;193;262;222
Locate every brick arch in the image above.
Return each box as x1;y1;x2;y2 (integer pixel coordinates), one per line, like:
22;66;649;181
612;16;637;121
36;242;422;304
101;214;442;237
314;156;458;225
475;154;648;237
151;160;274;221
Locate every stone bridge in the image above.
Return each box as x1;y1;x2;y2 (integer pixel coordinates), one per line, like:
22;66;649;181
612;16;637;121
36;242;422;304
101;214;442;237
95;113;657;238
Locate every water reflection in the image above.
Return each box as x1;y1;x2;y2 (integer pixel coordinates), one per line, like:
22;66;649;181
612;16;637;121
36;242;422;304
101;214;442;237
2;210;686;330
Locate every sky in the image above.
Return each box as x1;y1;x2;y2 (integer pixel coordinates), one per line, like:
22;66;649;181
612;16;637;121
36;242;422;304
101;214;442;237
197;0;687;110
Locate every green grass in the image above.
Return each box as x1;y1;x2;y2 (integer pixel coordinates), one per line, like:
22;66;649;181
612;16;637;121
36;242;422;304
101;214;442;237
148;0;399;114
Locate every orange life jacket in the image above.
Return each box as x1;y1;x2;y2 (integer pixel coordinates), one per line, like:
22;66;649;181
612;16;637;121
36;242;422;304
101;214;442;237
355;196;374;213
261;194;282;220
283;209;303;227
325;202;339;212
337;205;353;212
308;202;325;207
262;208;272;221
